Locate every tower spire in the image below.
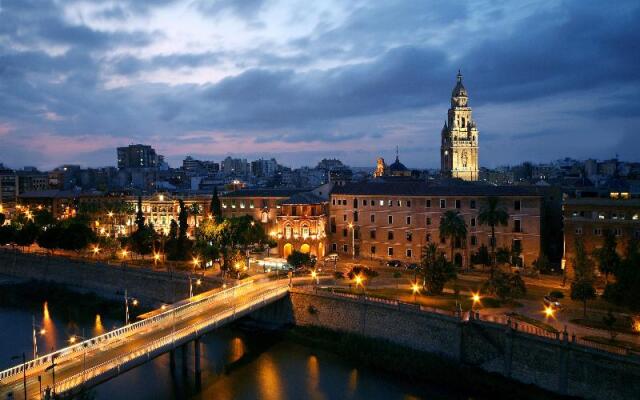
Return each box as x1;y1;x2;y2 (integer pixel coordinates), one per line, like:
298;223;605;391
457;69;462;83
395;145;399;161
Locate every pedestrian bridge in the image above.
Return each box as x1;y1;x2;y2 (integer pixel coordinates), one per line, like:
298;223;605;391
0;279;290;399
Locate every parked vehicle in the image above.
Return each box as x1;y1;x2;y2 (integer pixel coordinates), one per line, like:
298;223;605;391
543;295;562;309
406;263;419;271
386;260;403;268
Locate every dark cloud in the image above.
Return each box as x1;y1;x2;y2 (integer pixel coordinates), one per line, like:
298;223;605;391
194;0;270;20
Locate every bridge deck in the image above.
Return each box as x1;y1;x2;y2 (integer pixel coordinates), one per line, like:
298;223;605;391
0;279;289;399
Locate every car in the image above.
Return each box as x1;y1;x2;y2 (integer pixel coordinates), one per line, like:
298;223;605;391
406;263;419;271
543;295;562;309
386;260;403;268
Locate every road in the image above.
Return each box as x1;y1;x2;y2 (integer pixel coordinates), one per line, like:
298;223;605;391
0;279;289;399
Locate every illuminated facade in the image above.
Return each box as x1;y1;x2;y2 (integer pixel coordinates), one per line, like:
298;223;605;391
441;71;479;181
274;192;327;258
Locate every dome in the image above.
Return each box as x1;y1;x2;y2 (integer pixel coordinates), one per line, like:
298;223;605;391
452;70;467;98
389;156;408;172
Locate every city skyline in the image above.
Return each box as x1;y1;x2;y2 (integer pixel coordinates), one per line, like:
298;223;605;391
1;1;639;169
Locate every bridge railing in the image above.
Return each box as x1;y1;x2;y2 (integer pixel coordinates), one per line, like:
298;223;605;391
53;283;290;395
0;280;258;381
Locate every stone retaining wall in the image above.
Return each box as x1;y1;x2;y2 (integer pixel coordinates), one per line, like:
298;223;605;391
0;249;219;303
282;289;640;400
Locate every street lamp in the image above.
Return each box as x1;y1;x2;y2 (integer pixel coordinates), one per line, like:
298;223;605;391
192;257;200;272
311;270;318;285
124;289;138;325
154;252;161;267
471;292;481;311
354;274;364;294
10;352;27;400
120;248;129;259
544;305;555;319
348;222;356;259
32;315;46;359
92;245;100;257
189;276;202;298
411;282;421;302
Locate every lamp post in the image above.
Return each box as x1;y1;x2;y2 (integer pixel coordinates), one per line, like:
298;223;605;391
189;276;202;298
411;282;420;303
124;289;138;325
471;292;481;311
32;315;46;359
69;330;88;385
348;223;355;259
45;357;58;398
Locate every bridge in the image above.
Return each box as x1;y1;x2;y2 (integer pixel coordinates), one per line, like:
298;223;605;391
0;279;290;399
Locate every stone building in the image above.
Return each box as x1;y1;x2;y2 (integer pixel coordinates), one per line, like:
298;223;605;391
563;192;640;278
329;182;541;268
274;192;328;258
441;71;479;181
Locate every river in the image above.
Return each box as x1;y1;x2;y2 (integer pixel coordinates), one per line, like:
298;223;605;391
0;302;481;400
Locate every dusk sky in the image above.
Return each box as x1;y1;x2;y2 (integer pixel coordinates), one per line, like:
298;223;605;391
1;0;639;170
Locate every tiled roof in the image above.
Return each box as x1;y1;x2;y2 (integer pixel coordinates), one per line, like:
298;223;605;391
330;181;541;197
221;188;308;198
19;190;104;199
280;192;325;205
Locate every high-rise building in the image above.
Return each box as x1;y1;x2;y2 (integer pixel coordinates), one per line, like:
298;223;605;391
441;71;479;181
117;144;158;169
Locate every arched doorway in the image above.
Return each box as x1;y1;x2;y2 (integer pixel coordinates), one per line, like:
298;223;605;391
454;253;463;268
300;243;310;254
284;243;293;258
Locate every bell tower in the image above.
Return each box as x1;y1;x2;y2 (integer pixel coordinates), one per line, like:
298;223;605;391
441;71;479;181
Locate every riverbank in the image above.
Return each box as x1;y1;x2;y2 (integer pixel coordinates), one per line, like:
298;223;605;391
285;325;571;400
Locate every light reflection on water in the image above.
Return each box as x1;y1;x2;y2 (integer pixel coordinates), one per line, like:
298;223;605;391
1;304;482;400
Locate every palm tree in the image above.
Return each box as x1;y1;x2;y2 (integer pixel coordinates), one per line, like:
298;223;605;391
478;196;509;277
439;210;467;267
189;203;201;229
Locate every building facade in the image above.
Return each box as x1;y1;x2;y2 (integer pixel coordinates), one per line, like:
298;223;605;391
563;193;640;278
441;71;479;181
329;182;541;268
274;192;328;258
117;144;159;169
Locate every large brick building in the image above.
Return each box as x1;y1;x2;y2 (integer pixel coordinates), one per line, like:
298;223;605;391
329;182;542;268
563;193;640;277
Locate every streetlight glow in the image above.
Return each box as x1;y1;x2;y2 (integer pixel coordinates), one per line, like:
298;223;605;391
92;246;100;255
412;282;420;294
544;305;555;319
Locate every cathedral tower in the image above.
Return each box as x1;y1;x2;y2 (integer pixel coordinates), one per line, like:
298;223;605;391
440;71;479;181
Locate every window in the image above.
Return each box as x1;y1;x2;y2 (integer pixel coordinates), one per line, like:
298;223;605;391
514;200;521;211
406;200;412;207
388;247;394;256
406;249;412;258
406;216;411;225
285;225;292;239
406;231;412;242
388;215;393;224
363;199;368;206
332;199;336;205
426;217;432;225
388;200;393;207
470;217;476;227
353;211;359;222
261;211;269;224
594;228;602;236
397;200;401;207
426;233;432;242
371;246;376;254
370;214;375;223
370;230;376;239
343;244;348;253
330;217;336;233
470;199;476;209
426;199;432;208
342;228;347;237
440;199;446;209
332;243;337;252
575;227;583;235
343;214;347;222
388;231;394;240
614;228;622;236
455;199;461;209
301;224;310;239
379;200;384;206
470;235;477;246
514;219;521;233
353;198;358;208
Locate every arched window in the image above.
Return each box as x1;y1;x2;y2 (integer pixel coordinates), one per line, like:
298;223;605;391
301;223;310;239
261;211;269;223
285;224;292;239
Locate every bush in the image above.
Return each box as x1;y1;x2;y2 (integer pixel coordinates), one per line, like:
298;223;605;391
549;290;564;299
333;271;345;280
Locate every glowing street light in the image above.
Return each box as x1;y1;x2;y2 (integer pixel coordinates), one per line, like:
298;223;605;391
120;249;129;258
107;211;114;218
311;270;318;285
192;257;200;271
544;305;555;319
471;292;481;311
92;246;100;256
411;282;421;302
154;252;161;266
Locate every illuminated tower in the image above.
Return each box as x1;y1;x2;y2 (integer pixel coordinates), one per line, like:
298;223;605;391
440;71;479;181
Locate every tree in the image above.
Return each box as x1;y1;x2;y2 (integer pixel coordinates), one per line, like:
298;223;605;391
570;237;596;317
478;196;509;277
603;237;640;311
287;250;314;269
602;310;617;340
0;213;5;225
189;203;201;228
471;244;491;269
37;225;62;253
0;225;16;245
135;196;145;231
33;209;55;229
495;247;511;265
483;270;526;301
14;222;39;248
210;186;222;222
571;278;596;318
128;225;155;258
510;240;523;267
594;230;620;284
421;245;456;295
439;210;467;266
58;220;96;252
346;265;379;283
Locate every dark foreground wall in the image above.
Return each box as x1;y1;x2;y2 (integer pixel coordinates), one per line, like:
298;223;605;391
254;289;640;400
0;249;219;303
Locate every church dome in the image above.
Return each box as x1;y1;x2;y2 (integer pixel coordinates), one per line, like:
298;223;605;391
389;156;408;172
452;70;467;98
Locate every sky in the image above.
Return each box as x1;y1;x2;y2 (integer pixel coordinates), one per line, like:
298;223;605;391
0;0;639;170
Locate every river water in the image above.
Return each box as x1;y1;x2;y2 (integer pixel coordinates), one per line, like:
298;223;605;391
0;302;480;400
